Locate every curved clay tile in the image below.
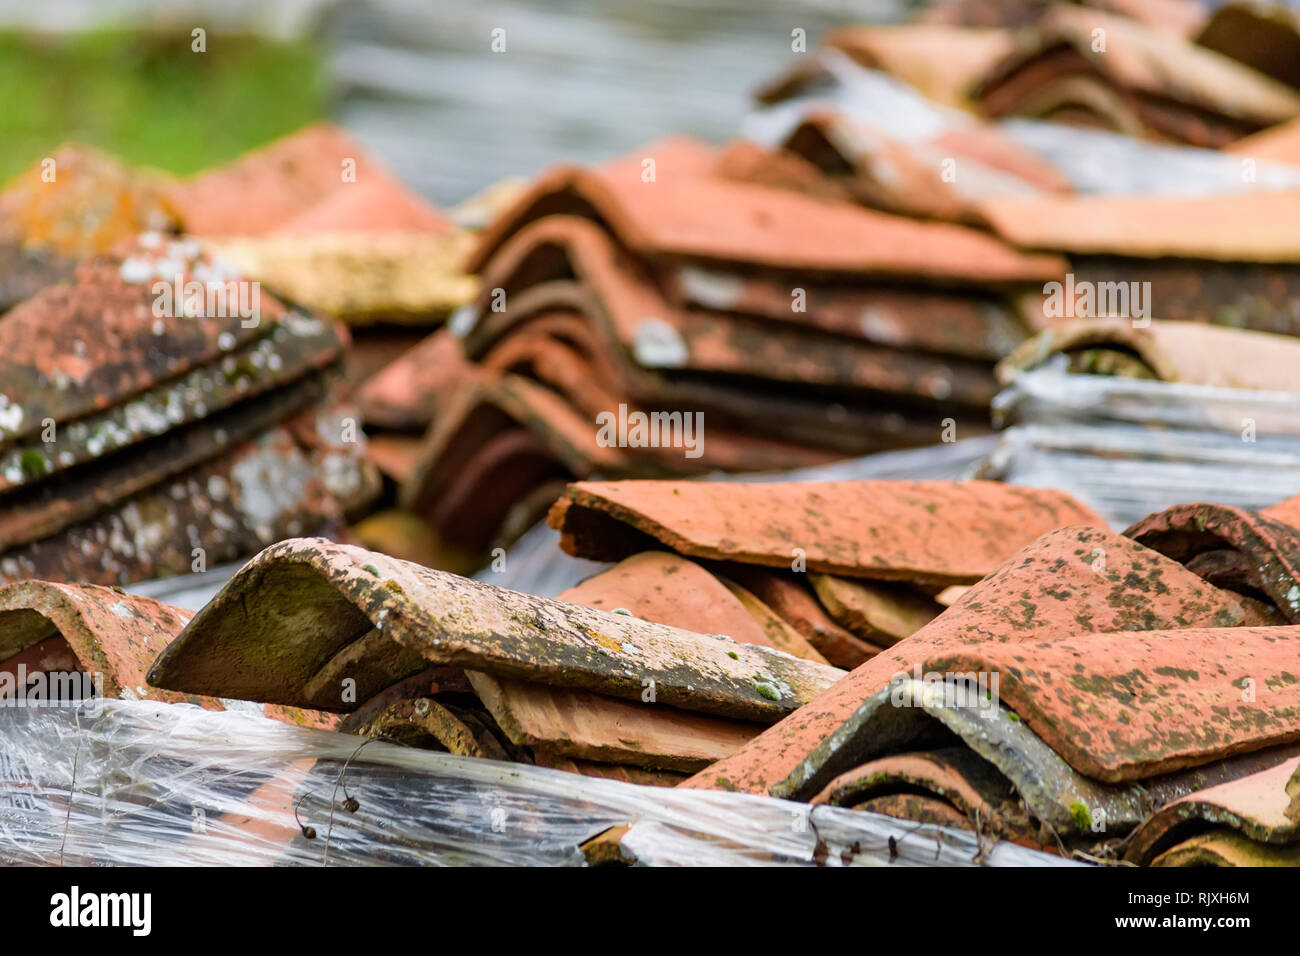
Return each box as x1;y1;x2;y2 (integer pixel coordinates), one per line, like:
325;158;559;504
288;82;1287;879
0;236;298;448
1125;754;1300;864
810;747;1037;844
548;479;1105;587
0;144;179;312
1125;502;1300;622
166;123;383;238
146;537;844;721
0;401;368;588
999;318;1300;390
465;164;1065;282
978;189;1300;261
558;551;776;649
466;670;761;773
684;524;1246;798
746;653;1300;842
271;175;450;237
925;628;1300;782
1149;829;1300;866
468;216;1001;407
809;573;942;647
0;579;335;729
716;564;881;668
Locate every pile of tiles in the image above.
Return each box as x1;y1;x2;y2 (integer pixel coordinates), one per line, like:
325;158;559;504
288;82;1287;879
0;145;375;586
0;124;522;588
8;475;1300;866
754;12;1300;338
677;482;1300;867
359;137;1064;565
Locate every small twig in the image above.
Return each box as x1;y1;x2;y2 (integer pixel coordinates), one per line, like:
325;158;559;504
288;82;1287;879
58;705;84;866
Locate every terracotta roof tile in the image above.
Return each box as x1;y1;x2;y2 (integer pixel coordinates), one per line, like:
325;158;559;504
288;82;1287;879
924;627;1300;781
795;668;1300;844
808;573;943;647
1125;502;1300;623
978;190;1300;261
710;140;853;203
0;579;198;703
717;564;882;668
0;580;336;728
467;164;1065;283
810;747;1038;844
0;237;294;445
1147;829;1300;866
780;110;1068;224
998;318;1300;390
0;371;329;551
548;479;1105;587
146;537;844;720
1261;493;1300;531
166;123;384;237
270;175;450;237
661;265;1028;361
0;145;177;313
468;217;1004;407
0;401;369;587
714;577;830;664
467;670;761;772
0;316;340;497
687;525;1247;798
1124;754;1300;864
557;550;777;649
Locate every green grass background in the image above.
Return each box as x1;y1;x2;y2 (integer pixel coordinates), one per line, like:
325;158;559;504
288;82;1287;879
0;29;326;182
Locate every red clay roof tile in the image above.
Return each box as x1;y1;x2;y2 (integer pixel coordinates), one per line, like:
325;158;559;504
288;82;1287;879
1124;754;1300;864
548;479;1105;587
146;537;844;720
557;550;777;649
166;123;385;237
686;525;1247;798
998;318;1300;389
1125;502;1300;623
467;164;1066;282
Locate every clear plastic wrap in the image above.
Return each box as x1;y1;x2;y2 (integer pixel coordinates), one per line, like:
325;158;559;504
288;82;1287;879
0;699;1067;867
999;118;1300;197
984;360;1300;528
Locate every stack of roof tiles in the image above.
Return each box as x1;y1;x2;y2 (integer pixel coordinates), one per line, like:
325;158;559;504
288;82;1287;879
20;475;1288;866
582;481;1300;866
755;10;1300;338
972;5;1300;146
359;137;1065;564
131;479;1095;783
0;141;374;587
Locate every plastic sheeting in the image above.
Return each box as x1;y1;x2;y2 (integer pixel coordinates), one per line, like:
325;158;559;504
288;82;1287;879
985;359;1300;528
0;698;1070;867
